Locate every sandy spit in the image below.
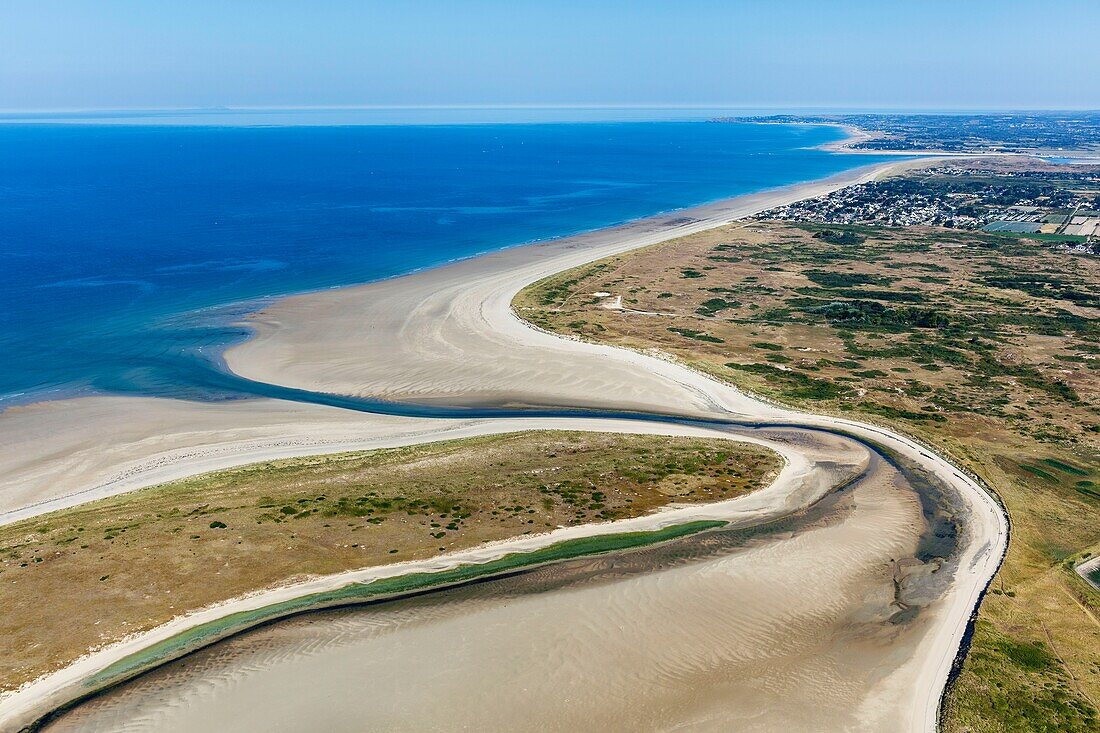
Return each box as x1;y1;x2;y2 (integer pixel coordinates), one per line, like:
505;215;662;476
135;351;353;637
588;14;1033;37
0;423;858;731
219;154;1005;732
0;155;1006;732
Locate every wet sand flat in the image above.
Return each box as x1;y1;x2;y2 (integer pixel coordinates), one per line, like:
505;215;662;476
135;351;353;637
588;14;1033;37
225;160;929;415
0;160;918;522
43;449;933;733
0;157;1005;733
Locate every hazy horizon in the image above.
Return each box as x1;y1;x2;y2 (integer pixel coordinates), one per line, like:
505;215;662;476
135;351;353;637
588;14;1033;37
3;1;1099;111
4;104;1100;114
1;106;1097;131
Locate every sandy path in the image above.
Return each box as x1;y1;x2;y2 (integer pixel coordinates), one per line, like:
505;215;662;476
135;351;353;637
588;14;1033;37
0;155;1005;732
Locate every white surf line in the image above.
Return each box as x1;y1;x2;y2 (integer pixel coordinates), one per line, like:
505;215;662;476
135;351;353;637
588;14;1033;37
0;420;846;732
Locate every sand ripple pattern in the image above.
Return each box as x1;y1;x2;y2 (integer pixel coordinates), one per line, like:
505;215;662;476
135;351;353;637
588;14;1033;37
46;452;939;733
4;162;1004;733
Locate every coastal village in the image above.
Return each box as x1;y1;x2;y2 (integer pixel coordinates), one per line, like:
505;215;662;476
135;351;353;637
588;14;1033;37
738;112;1100;154
757;163;1100;253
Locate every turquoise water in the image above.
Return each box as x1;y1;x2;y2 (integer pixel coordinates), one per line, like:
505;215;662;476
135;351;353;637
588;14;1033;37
0;119;893;405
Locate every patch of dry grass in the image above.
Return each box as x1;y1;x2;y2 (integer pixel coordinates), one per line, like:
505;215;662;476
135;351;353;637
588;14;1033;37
0;430;778;693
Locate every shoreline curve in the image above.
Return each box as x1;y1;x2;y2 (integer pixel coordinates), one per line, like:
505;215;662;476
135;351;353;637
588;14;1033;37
0;143;1007;733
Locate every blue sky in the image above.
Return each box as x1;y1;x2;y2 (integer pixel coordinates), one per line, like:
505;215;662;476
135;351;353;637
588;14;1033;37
2;0;1098;111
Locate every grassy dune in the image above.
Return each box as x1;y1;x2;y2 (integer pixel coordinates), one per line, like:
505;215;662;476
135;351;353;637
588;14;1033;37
0;430;778;693
516;221;1100;732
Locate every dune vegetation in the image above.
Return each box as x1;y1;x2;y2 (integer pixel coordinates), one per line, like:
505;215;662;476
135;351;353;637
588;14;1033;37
516;218;1100;732
0;430;778;693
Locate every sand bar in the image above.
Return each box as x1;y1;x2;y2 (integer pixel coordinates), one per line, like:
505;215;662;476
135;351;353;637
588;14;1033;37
225;159;936;413
41;438;925;733
3;422;871;731
219;155;1004;732
0;155;1005;732
0;157;922;523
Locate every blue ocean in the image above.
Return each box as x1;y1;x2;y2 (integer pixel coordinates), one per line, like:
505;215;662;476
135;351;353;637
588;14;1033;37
0;117;893;405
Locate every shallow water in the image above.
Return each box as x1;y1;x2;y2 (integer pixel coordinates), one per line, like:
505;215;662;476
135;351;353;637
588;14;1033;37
0;121;896;404
6;118;945;732
41;434;962;733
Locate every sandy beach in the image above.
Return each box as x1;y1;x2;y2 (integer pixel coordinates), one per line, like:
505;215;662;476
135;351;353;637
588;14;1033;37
813;123;986;157
218;152;1004;732
223;158;933;410
36;434;925;733
0;155;928;523
0;154;1006;733
2;422;870;730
